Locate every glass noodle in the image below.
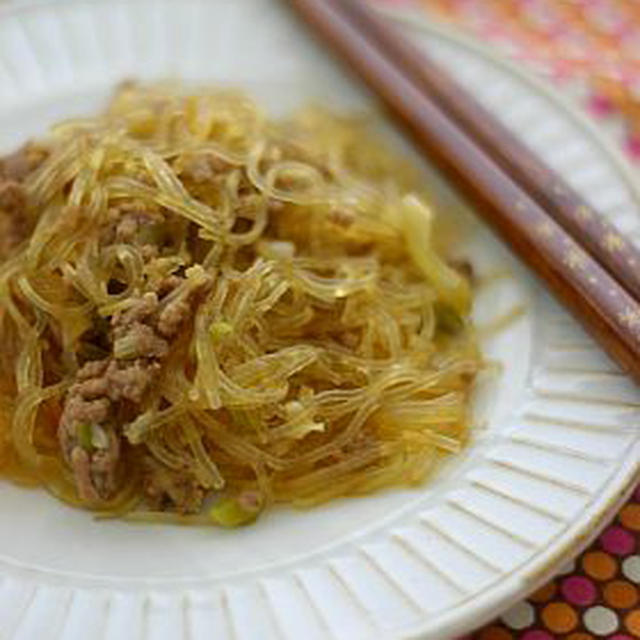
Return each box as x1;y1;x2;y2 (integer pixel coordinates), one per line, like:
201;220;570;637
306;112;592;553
0;83;481;526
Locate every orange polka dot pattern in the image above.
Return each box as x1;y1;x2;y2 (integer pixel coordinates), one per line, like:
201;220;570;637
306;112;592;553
458;484;639;638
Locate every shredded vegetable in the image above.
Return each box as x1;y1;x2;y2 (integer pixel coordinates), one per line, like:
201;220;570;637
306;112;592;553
0;83;481;525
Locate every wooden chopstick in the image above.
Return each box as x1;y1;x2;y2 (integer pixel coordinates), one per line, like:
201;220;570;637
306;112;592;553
286;0;640;382
331;0;640;303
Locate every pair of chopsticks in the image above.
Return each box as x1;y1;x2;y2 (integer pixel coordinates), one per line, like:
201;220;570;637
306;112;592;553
287;0;640;383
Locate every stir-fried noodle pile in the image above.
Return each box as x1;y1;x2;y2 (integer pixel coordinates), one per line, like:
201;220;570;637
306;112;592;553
0;84;481;526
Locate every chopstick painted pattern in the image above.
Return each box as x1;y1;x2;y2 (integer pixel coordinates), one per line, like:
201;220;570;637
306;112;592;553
286;0;640;383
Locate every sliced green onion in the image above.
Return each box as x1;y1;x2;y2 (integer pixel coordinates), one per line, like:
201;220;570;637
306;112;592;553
76;423;94;451
210;321;233;342
208;491;263;527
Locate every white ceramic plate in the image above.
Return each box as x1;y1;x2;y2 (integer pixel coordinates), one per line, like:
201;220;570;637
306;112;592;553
0;2;639;639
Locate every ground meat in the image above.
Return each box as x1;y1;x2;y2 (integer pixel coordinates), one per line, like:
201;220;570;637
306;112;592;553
327;208;355;229
140;244;159;261
61;396;111;428
155;275;181;298
60;289;179;499
115;291;159;326
103;202;163;247
0;143;48;182
65;425;120;501
0;180;26;214
116;215;139;243
143;457;206;514
76;359;110;381
0;144;48;260
58;389;114;502
69;377;110;399
59;271;210;502
113;322;169;360
70;447;99;502
179;153;231;184
58;395;110;468
60;354;158;499
89;428;120;496
0;181;28;259
59;360;144;500
105;359;159;403
0;213;26;260
158;274;214;337
157;298;191;337
180;155;214;184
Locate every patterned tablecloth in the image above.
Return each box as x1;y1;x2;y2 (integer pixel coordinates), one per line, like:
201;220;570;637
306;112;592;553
374;1;640;638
